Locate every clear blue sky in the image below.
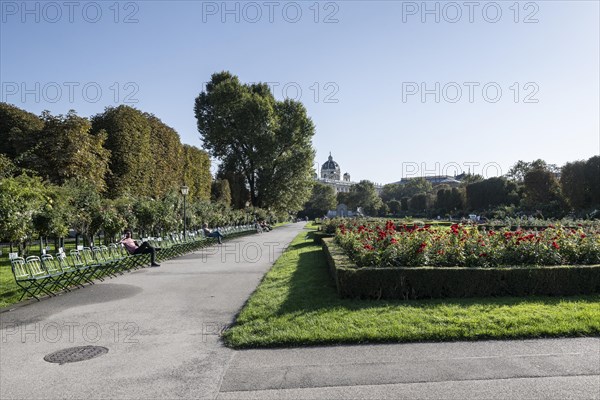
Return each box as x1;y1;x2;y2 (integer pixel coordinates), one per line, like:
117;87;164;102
2;0;598;184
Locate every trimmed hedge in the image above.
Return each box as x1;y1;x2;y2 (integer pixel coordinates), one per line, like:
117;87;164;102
322;238;600;300
312;231;334;245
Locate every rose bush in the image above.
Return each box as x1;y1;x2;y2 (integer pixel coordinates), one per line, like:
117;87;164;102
335;220;600;268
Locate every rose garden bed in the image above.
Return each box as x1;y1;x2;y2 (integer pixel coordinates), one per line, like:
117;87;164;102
325;221;600;300
323;238;600;299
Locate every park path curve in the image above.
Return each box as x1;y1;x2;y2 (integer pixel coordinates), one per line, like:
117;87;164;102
0;223;305;399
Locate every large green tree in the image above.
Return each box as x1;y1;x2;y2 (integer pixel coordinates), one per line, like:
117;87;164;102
89;198;127;243
32;184;70;246
217;168;250;209
380;183;403;203
35;111;110;192
211;179;232;206
466;177;519;210
194;71;315;213
91;105;154;198
409;193;429;212
0;102;44;162
63;178;103;246
0;175;47;251
182;144;212;201
348;180;383;216
145;114;185;198
337;191;351;207
380;179;433;203
561;160;587;210
436;187;465;213
0;154;17;178
459;174;484;187
584;156;600;208
257;99;315;212
387;199;402;215
302;181;337;218
561;156;600;210
507;159;559;182
92;106;211;200
402;178;433;198
523;169;565;213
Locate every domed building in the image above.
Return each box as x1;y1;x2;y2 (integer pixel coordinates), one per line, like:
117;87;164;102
321;153;341;180
316;153;382;194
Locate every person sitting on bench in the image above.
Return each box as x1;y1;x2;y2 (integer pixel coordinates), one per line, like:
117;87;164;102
120;230;160;267
259;220;272;232
202;223;224;244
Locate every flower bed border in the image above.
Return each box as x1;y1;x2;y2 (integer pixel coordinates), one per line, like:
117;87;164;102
322;238;600;300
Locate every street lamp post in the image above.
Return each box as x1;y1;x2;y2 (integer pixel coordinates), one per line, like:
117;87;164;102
181;185;189;241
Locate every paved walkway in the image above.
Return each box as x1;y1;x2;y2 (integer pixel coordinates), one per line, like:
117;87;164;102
1;223;598;399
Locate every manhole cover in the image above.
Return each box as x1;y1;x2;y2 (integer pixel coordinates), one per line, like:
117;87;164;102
44;346;108;365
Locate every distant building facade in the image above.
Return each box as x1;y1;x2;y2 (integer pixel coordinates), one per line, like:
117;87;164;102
316;153;382;194
391;175;462;187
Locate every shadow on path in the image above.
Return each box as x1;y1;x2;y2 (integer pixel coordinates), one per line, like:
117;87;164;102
0;283;143;324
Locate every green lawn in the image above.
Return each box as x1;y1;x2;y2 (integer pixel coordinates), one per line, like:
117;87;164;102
0;264;20;308
224;228;600;348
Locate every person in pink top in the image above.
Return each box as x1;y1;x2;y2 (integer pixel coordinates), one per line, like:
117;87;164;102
202;223;224;244
120;230;160;267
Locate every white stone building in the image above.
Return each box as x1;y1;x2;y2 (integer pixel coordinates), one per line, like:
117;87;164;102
315;153;382;194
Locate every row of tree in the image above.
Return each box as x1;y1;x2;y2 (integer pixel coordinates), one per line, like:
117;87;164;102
0;173;275;255
302;157;599;219
1;103;212;200
1;91;299;253
2;71;319;225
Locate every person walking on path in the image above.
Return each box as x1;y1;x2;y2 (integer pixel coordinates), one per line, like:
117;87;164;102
120;230;161;267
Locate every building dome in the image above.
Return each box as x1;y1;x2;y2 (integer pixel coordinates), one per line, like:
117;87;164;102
321;153;341;180
322;154;339;171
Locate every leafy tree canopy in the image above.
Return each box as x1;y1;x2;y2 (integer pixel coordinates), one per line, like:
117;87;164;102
507;159;558;182
0;102;44;160
37;110;110;193
402;178;433;198
302;181;337;218
348;180;383;216
211;179;232;206
195;71;315;213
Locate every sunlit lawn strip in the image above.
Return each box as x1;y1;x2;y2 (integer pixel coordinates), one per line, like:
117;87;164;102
0;266;20;308
224;229;600;348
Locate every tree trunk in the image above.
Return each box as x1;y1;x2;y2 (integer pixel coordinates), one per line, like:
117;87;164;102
248;176;258;207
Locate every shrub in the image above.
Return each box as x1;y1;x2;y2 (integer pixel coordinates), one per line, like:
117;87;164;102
323;238;600;299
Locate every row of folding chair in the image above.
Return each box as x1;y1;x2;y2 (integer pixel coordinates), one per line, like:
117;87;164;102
9;245;148;301
10;252;93;301
10;225;259;301
136;225;256;262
